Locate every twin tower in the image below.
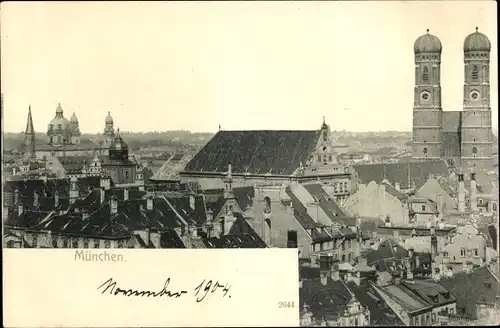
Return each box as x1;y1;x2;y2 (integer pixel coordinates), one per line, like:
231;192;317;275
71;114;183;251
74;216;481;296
412;28;493;170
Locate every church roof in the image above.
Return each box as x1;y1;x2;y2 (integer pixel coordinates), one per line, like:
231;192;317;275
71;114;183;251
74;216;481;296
184;130;320;175
353;160;449;190
464;28;491;52
25;106;35;134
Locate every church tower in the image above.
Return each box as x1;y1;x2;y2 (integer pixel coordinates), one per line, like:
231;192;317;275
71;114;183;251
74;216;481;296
461;27;492;170
23;105;36;159
103;111;115;146
412;29;443;160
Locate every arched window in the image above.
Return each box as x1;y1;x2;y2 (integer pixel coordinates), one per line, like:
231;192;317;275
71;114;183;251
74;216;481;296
264;196;272;214
472;65;479;80
423;147;428;154
342;254;346;262
472;147;478;156
422;67;429;82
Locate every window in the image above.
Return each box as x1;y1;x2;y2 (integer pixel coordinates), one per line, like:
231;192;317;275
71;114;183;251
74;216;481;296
83;239;89;248
57;124;62;130
342;242;345;250
32;235;38;248
51;236;58;248
318;156;321;161
63;238;69;248
117;240;124;248
479;199;484;205
125;170;129;179
94;239;100;248
334;183;338;192
474;249;479;256
493;203;498;211
460;248;466;257
423;147;428;155
348;253;352;262
329;155;332;162
472;65;479;80
104;240;111;248
342;254;346;262
472;147;478;155
422;67;429;82
421;205;426;211
344;182;348;190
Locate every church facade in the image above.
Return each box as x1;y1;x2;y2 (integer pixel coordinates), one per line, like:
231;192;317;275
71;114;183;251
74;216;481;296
23;103;117;159
412;28;493;171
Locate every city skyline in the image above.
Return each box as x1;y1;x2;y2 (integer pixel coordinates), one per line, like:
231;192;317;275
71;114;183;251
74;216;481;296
1;1;498;133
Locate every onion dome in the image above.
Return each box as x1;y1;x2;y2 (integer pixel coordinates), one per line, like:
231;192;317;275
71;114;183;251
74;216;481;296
70;112;78;123
464;27;491;52
414;29;442;54
105;111;114;124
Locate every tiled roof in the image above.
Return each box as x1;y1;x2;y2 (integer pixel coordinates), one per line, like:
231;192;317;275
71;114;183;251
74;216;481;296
184;130;320;175
160;229;186;248
366;239;408;266
353;160;449;190
300;277;353;321
401;280;456;307
437;267;500;319
228;214;264;243
202;187;255;216
202;234;267;248
381;182;409;201
285;187;318;229
348;282;405;326
303;184;350;220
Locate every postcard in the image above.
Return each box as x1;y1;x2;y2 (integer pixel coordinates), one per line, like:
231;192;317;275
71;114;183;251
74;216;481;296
1;1;499;327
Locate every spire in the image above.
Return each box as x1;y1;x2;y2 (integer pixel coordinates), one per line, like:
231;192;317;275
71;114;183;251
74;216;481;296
25;105;35;134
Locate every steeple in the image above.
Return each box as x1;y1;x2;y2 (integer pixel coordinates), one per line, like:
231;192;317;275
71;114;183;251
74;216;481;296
25;105;35;134
224;163;234;199
23;105;36;159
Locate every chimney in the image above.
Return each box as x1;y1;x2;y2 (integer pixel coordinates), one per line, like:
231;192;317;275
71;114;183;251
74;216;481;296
406;267;414;280
395;182;401;191
320;270;329;286
18;202;24;216
331;263;340;281
458;174;465;212
110;196;118;214
14;189;19;204
33;191;39;207
431;235;438;257
470;173;477;211
146;194;154;211
436;194;444;217
99;188;106;205
189;193;195;210
123;188;129;201
319;255;332;285
54;191;59;208
287;230;298;248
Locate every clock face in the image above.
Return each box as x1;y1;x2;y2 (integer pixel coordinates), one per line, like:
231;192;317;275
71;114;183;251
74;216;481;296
421;92;430;101
470;91;480;100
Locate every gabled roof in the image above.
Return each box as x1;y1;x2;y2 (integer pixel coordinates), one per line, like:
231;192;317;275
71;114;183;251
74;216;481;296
381;181;409;201
366;239;408;266
353;160;449;190
303;184;351;220
184;130;320;175
348;282;405;326
437;266;499;319
202;233;267;248
285;186;318;229
228;214;263;243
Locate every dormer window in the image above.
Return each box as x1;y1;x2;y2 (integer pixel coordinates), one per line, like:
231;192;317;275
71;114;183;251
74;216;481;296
58;124;62;130
49;124;54;131
421;205;426;211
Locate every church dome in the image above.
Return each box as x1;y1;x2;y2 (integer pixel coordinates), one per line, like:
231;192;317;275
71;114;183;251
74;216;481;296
464;27;491;52
70;112;79;123
105;111;114;124
49;103;70;130
414;29;442;54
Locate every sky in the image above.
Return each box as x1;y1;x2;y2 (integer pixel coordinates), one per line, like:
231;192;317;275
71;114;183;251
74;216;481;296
1;1;497;134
